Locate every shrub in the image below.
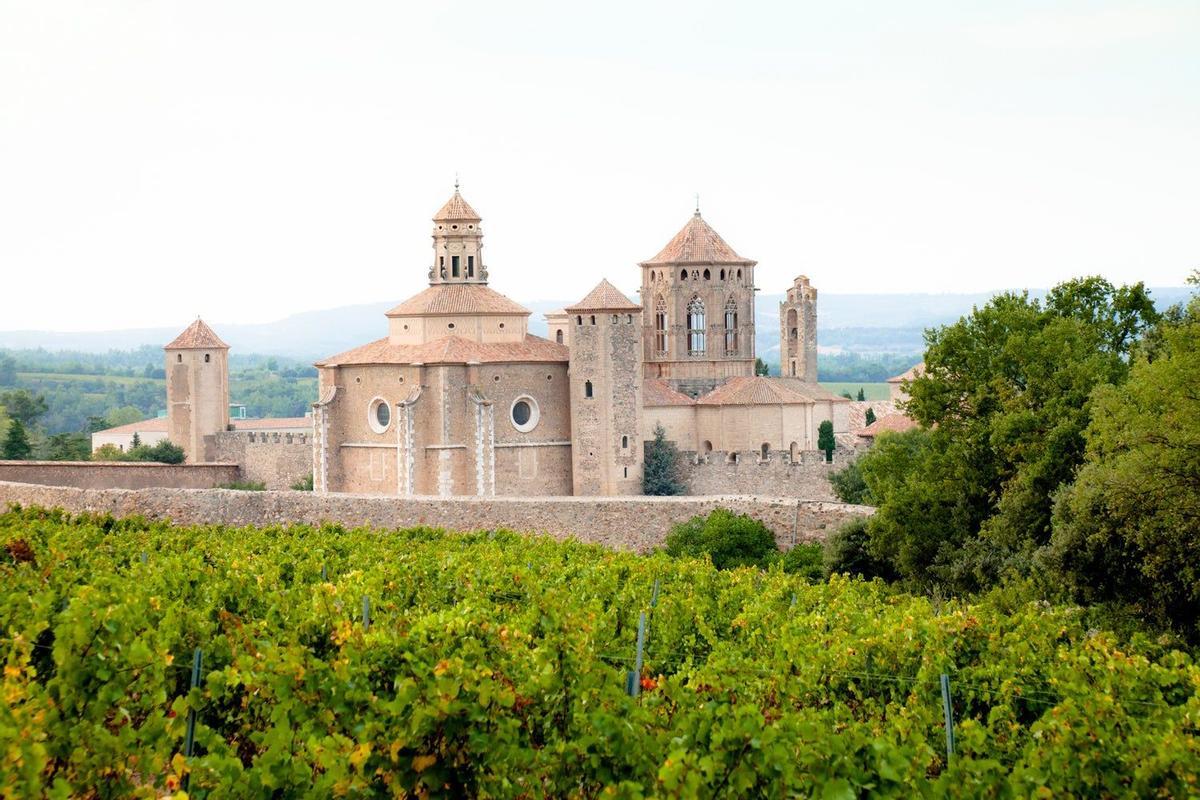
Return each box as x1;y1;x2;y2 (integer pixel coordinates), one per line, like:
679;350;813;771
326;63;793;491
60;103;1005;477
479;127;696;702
217;480;266;491
829;459;871;504
138;440;185;464
824;518;895;580
780;542;824;580
664;508;778;570
291;473;314;491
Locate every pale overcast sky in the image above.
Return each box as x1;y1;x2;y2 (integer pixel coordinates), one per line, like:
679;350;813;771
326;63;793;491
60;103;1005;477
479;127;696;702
1;1;1197;331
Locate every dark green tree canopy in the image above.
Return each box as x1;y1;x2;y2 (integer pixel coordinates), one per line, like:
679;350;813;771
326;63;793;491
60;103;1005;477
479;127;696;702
643;423;684;496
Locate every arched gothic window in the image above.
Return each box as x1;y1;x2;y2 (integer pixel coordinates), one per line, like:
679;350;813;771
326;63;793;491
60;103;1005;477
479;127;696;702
654;296;668;355
724;297;738;355
687;296;706;355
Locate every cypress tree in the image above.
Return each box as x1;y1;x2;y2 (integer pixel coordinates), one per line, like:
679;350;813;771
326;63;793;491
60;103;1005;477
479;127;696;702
643;423;685;496
865;407;877;426
817;420;836;463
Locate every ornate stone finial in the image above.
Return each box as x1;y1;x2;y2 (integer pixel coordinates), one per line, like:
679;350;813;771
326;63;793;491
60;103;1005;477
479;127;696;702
694;193;700;216
454;173;460;192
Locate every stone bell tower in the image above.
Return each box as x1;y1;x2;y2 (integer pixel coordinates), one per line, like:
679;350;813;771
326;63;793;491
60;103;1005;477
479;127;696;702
567;280;644;496
428;181;487;285
164;318;230;463
638;205;757;397
780;275;818;382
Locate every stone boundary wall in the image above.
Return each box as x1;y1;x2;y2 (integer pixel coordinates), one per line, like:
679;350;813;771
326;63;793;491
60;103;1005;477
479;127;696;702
212;432;312;490
0;481;873;552
0;462;240;490
679;449;859;502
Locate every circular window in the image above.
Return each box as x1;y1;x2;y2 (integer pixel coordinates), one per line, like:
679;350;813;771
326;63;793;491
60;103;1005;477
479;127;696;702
510;395;540;433
368;397;391;433
448;322;455;329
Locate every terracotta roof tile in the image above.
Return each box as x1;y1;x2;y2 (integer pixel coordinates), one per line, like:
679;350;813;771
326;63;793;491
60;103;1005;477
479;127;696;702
847;399;899;430
887;362;925;384
164;319;229;350
643;379;695;406
855;413;918;438
696;376;817;406
566;279;641;312
94;418;169;435
385;284;529;316
641;212;755;266
770;378;848;403
433;190;481;221
316;334;568;367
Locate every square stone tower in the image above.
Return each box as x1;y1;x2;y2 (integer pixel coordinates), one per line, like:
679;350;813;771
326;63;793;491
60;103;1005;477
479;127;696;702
164;319;230;462
639;207;757;397
567;280;644;495
780;275;818;382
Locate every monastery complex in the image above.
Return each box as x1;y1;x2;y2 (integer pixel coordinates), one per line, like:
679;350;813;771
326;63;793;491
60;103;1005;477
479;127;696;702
147;188;881;498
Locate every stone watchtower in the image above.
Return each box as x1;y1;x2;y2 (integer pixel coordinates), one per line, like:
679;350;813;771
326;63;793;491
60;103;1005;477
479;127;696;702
639;207;757;398
780;275;818;382
164;319;230;463
567;280;644;496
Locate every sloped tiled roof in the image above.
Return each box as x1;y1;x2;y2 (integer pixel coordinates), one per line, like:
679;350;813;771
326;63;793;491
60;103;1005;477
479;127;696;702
848;400;899;431
696;376;816;406
385;284;529;316
164;319;229;350
855;413;918;438
887;362;925;384
94;416;310;436
433;190;481;221
643;378;695;407
94;418;168;435
566;279;641;312
641;212;755;266
316;334;568;367
770;378;848;403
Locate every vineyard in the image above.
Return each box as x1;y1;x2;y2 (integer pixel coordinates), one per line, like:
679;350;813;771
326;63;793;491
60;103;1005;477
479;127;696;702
2;507;1198;797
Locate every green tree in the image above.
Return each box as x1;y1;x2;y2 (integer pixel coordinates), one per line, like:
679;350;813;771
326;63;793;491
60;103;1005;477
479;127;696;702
817;420;835;462
0;389;48;426
643;423;684;496
664;508;778;569
1045;298;1200;637
856;388;865;401
2;419;33;460
829;459;870;504
0;355;16;387
864;407;876;426
857;277;1160;593
137;440;185;464
41;432;91;461
104;406;144;428
754;358;770;376
130;431;142;450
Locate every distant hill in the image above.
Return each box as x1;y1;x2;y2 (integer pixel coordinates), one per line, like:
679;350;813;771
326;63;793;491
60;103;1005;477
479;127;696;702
2;288;1190;361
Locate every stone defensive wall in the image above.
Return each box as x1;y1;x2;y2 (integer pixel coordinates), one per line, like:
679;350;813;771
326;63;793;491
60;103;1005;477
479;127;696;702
678;448;858;502
212;431;312;490
0;480;872;552
0;461;240;490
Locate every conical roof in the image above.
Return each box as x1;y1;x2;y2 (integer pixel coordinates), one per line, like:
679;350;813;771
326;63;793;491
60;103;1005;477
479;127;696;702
641;211;755;266
566;279;641;312
433;189;481;222
164;318;229;350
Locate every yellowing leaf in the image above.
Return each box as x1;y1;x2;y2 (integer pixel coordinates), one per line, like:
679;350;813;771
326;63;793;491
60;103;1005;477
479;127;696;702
412;754;437;773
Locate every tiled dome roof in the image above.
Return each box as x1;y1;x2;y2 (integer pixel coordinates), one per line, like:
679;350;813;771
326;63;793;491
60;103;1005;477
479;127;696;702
641;212;755;266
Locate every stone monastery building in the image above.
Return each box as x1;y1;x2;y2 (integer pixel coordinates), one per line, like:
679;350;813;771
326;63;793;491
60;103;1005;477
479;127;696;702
305;188;849;496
